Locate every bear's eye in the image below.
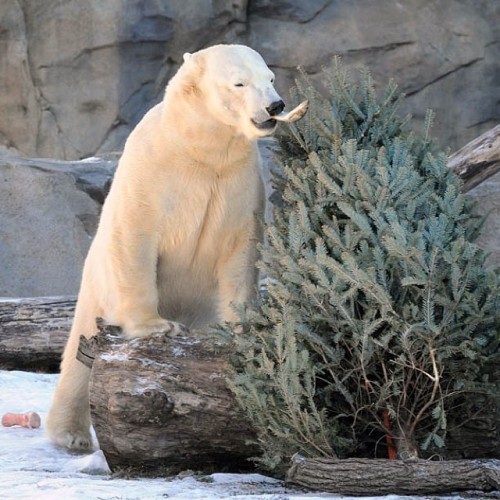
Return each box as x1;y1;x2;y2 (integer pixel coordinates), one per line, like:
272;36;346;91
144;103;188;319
234;82;245;88
270;78;275;84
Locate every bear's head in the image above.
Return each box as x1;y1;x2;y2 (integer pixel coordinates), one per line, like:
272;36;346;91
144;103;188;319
180;45;285;140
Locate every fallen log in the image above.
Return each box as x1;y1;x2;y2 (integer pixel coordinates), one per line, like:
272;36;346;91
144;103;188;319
80;321;500;487
449;124;500;192
78;321;259;474
286;455;500;496
0;296;75;371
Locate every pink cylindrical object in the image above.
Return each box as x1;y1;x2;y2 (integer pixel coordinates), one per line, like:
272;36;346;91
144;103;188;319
2;412;41;429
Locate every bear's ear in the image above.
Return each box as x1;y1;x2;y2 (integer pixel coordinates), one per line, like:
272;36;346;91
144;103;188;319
180;51;204;97
183;51;203;71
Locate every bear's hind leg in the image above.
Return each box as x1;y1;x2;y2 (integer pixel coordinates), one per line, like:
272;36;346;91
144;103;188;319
46;291;98;450
46;356;93;450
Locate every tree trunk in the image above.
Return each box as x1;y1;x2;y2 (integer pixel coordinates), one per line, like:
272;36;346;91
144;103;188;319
449;124;500;192
286;455;500;496
0;296;75;371
79;322;259;474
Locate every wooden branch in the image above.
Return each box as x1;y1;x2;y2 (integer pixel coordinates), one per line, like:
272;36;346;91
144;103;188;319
449;124;500;192
80;322;259;474
286;455;500;496
0;296;75;371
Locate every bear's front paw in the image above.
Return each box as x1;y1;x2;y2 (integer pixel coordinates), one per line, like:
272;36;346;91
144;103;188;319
50;429;94;451
124;317;190;339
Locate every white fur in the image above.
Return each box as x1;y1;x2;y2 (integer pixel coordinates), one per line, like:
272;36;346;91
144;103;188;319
46;45;281;449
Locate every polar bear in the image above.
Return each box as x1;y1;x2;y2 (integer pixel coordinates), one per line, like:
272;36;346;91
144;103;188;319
46;44;287;450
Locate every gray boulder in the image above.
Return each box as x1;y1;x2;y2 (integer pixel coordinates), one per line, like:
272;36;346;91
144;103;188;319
247;0;500;151
0;155;115;297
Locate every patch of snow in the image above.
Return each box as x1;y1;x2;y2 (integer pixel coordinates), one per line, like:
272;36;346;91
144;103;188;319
171;345;185;356
134;357;175;369
79;156;102;163
99;351;129;362
60;450;110;475
132;379;161;395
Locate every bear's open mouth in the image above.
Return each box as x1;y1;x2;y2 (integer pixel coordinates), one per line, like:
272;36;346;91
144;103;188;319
252;118;277;130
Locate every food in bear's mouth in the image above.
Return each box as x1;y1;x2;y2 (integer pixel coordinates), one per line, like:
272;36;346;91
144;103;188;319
252;100;308;130
274;100;308;122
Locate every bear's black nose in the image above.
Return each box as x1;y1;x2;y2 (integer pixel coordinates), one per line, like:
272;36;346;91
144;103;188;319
266;100;285;117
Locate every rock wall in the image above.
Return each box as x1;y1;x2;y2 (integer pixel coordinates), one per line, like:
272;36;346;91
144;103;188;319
1;0;498;160
0;0;247;159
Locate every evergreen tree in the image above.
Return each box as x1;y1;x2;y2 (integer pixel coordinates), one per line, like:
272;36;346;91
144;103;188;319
218;58;500;472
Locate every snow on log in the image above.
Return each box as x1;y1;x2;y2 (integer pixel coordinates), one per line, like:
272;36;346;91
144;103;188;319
0;296;75;371
286;455;500;496
449;124;500;192
78;321;258;473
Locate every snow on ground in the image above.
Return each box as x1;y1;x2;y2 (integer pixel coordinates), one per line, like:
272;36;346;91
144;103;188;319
0;370;479;500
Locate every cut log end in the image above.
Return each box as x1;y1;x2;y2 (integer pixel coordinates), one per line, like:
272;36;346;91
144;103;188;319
450;124;500;192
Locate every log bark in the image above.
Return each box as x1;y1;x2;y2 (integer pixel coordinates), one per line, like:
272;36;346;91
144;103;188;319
286;455;500;496
0;296;75;371
79;322;258;474
449;124;500;192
